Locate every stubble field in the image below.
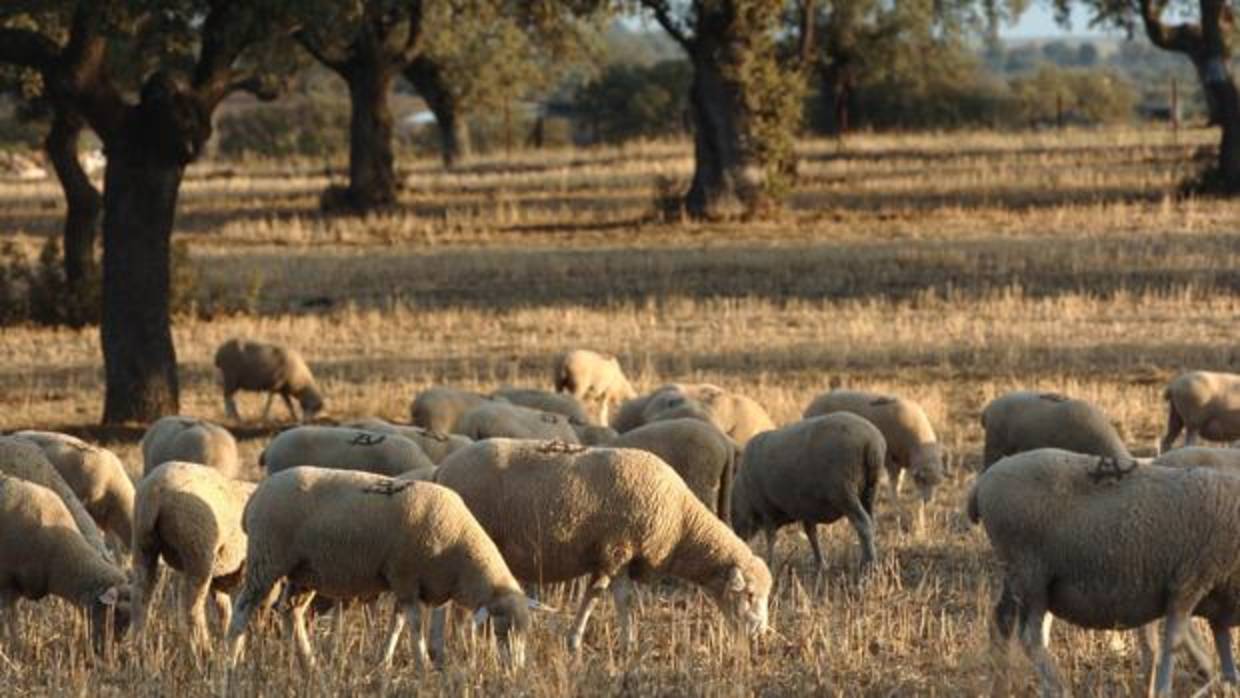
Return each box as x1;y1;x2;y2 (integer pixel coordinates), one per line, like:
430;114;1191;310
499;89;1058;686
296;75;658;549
0;126;1238;696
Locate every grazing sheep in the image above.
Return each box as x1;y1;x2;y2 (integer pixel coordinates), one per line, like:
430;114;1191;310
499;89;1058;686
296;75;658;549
980;390;1129;470
12;431;135;555
611;418;738;523
213;338;324;423
609;383;720;432
410;387;493;434
141;416;240;479
131;461;258;653
491;387;591;424
457;402;614;445
553;350;637;425
0;475;131;653
342;418;473;464
1161;371;1240;452
0;436;112;563
1153;445;1240;472
225;467;531;669
435;439;772;651
968;448;1240;697
802;390;945;507
639;383;776;445
732;414;884;573
260;426;434;477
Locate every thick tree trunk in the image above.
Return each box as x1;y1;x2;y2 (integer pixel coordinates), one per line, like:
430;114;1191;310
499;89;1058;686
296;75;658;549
1189;52;1225;125
685;48;762;218
44;109;101;293
338;66;398;211
405;56;470;168
1203;61;1240;189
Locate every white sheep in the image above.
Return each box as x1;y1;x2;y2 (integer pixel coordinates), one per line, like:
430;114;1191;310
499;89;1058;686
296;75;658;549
409;386;494;434
342;417;473;464
0;475;131;653
434;439;772;651
457;401;615;445
491;386;591;424
131;461;258;653
968;448;1240;696
141;416;241;479
213;337;324;423
552;350;637;425
629;383;776;445
980;390;1129;470
802;390;945;510
224;466;531;669
0;436;112;563
12;430;135;554
1153;445;1240;471
731;413;885;573
1161;371;1240;452
610;418;738;523
260;426;434;477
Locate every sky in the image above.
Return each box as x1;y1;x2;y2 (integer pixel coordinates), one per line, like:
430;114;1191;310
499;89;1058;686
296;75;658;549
1002;4;1118;39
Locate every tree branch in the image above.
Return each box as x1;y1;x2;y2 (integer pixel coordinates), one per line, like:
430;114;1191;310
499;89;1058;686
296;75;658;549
1139;0;1203;55
0;26;59;70
294;27;351;73
643;0;694;52
227;72;282;102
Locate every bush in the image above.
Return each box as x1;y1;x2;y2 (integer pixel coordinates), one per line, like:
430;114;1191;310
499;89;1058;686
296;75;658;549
573;60;692;144
216;96;351;160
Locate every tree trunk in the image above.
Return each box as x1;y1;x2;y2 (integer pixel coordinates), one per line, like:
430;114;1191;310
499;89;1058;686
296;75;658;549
339;66;398;211
44;109;101;294
685;47;761;218
1203;60;1240;189
405;56;471;168
1189;52;1225;125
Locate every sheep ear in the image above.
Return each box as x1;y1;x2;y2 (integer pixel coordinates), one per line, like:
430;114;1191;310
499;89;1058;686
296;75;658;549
727;566;746;592
98;586;120;606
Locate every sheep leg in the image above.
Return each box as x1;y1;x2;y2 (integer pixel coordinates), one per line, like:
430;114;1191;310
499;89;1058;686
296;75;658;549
886;464;903;502
1017;603;1064;697
213;590;232;638
1184;429;1199;447
989;583;1020;696
224;391;241;422
404;602;432;671
130;544;162;640
1152;608;1191;697
567;573;611;653
845;505;878;572
0;591;17;651
1215;622;1238;684
285;589;318;669
281;393;299;423
611;573;636;650
182;576;213;656
428;606;446;667
261;393;275;422
598;401;610;428
802;522;825;574
379;606;407;668
225;573;278;665
1160;406;1184;454
763;528;777;570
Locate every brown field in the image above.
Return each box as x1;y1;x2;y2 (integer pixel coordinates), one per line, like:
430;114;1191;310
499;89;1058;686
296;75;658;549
1;126;1238;695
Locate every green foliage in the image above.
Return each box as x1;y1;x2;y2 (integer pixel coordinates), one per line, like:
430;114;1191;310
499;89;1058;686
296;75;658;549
573;60;690;142
216;95;351;159
1008;64;1136;126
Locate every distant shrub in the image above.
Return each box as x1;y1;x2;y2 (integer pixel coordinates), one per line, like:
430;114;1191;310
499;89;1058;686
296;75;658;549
573;60;692;143
216;97;351;159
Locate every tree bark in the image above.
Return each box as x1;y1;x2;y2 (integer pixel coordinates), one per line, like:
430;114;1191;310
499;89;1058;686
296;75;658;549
1189;52;1225;125
339;65;399;211
405;56;470;168
684;44;763;218
44;109;101;295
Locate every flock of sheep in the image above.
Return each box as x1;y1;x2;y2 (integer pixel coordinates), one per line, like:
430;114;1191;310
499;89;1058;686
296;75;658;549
3;336;1240;696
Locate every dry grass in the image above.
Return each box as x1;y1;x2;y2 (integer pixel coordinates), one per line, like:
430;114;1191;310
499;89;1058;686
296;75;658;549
1;126;1238;695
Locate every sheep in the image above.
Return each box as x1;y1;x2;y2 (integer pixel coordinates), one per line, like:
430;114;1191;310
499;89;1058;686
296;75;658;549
456;401;615;445
968;448;1240;697
434;439;772;651
553;350;637;425
213;337;324;423
260;426;434;477
636;383;776;445
731;413;884;573
12;430;135;554
141;416;240;479
610;418;738;523
342;417;473;464
0;436;112;563
1153;445;1240;472
491;386;592;424
0;475;131;653
802;390;945;510
980;390;1129;470
131;461;258;654
409;387;494;434
1161;371;1240;453
225;466;531;670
